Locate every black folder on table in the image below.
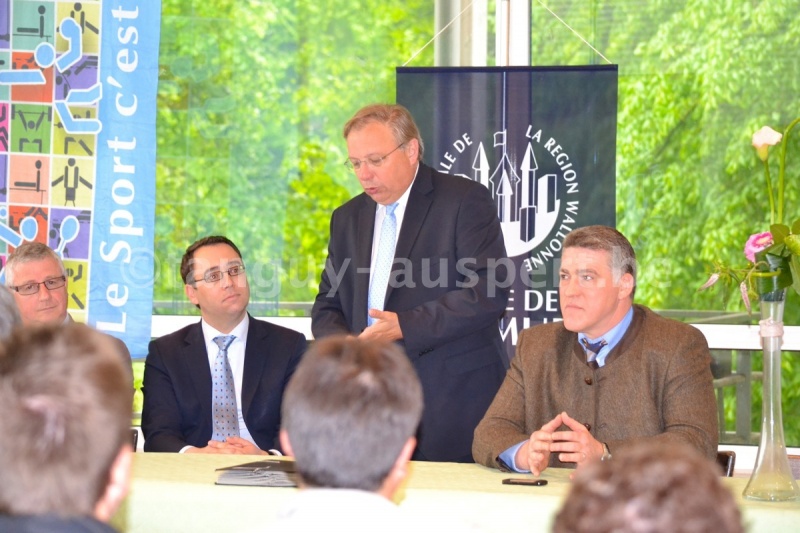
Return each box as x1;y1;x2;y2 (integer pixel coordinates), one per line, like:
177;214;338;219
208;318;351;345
215;459;298;487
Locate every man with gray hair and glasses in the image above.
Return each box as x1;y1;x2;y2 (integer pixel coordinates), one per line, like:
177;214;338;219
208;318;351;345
4;242;70;326
4;242;131;360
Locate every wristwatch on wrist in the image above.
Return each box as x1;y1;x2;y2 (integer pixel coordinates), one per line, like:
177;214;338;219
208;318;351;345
601;442;612;461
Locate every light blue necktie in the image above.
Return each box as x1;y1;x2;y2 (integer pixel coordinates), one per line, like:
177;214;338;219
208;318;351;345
368;203;398;325
211;335;239;440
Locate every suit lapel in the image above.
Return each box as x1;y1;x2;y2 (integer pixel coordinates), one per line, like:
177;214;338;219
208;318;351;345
241;315;266;418
386;165;433;303
354;197;377;331
184;321;213;418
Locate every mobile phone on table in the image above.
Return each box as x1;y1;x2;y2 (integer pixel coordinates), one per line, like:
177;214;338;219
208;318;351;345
502;478;548;486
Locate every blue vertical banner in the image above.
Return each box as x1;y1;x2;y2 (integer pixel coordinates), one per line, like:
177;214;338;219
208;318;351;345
397;66;618;361
91;1;161;357
0;1;160;358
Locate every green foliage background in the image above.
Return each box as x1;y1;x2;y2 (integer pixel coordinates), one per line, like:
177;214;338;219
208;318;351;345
146;1;800;444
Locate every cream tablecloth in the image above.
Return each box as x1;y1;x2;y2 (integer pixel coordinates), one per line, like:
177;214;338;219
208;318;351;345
110;453;800;532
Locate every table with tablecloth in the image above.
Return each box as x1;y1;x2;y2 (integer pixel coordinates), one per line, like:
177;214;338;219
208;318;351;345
110;453;800;533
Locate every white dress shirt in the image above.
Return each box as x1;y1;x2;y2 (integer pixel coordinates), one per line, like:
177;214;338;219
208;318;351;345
200;315;254;444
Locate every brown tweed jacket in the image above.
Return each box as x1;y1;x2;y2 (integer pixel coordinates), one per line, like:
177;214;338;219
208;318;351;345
472;304;718;468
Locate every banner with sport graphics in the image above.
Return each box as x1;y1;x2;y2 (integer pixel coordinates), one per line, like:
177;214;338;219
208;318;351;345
0;1;160;357
397;66;618;362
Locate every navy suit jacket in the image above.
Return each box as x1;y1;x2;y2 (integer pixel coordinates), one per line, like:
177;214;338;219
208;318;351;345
142;314;306;452
312;163;510;462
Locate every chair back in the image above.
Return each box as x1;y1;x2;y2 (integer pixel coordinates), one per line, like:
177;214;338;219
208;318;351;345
716;450;736;477
789;455;800;480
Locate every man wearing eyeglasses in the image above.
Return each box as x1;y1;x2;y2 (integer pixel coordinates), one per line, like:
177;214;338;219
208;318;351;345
4;242;133;381
4;242;71;326
142;235;306;454
312;104;510;463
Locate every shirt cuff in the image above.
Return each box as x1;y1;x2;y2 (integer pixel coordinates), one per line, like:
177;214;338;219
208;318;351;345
498;441;530;473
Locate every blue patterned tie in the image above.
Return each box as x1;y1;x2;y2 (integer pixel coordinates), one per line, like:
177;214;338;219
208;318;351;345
211;335;239;440
581;338;607;369
368;203;398;325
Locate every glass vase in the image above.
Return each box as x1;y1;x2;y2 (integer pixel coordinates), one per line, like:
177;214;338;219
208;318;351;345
743;288;799;501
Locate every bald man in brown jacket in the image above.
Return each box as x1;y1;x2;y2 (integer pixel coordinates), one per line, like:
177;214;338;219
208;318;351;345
473;226;717;474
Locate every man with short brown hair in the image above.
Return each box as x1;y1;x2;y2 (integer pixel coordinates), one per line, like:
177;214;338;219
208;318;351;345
0;324;132;532
143;235;306;454
274;336;424;530
553;440;743;533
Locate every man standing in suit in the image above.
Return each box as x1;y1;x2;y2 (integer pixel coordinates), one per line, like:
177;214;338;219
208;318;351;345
142;235;306;454
312;104;510;463
473;225;718;474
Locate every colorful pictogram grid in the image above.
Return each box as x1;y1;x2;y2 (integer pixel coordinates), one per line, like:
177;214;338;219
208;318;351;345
0;0;102;322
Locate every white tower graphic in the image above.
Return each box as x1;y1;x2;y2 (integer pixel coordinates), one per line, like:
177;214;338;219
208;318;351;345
464;130;560;257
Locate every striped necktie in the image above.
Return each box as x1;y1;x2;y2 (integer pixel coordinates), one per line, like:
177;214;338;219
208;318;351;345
581;338;607;369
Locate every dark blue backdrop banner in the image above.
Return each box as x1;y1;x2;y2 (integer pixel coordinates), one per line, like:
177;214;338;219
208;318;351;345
397;66;618;361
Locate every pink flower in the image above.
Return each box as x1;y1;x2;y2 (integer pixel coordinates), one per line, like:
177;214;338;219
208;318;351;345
744;232;773;263
698;272;720;291
752;126;783;161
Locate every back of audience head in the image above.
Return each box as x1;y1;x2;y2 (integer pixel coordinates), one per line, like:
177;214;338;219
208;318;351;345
0;323;132;521
0;286;21;339
553;440;743;533
280;336;423;495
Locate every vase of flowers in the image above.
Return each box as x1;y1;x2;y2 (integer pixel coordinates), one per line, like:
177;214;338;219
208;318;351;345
700;119;800;502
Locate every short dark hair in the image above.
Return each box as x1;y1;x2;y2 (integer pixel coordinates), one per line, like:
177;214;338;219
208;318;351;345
553;441;743;533
282;336;423;492
0;324;131;516
179;235;243;285
563;225;637;298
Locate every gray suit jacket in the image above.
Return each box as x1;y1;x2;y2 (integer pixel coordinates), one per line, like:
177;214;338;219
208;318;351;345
473;304;718;468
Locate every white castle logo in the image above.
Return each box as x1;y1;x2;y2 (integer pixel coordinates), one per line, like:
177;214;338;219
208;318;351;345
440;128;578;260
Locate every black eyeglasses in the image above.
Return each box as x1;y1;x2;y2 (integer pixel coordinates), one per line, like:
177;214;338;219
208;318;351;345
344;143;405;171
9;276;67;296
193;264;246;284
